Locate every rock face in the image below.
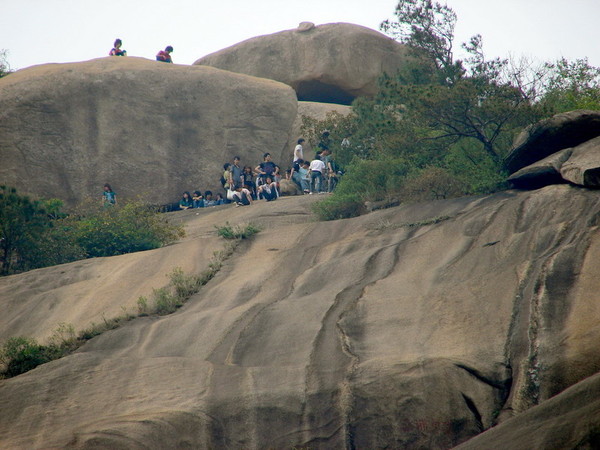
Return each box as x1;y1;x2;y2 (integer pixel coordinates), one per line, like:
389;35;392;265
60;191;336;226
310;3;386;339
508;135;600;189
2;187;600;448
194;23;411;105
456;371;600;449
505;109;600;174
0;57;298;206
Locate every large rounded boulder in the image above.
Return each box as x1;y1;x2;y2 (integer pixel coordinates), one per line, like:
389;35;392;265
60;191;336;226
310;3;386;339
194;22;411;105
0;57;298;206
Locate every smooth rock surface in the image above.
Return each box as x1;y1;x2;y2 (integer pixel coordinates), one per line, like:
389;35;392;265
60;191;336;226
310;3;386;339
194;23;411;105
0;57;298;206
2;187;600;448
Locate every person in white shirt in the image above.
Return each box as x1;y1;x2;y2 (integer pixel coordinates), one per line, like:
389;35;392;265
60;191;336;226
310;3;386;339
293;138;305;162
308;155;326;194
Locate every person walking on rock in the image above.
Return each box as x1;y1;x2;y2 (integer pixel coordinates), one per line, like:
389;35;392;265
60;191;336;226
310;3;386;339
156;46;173;63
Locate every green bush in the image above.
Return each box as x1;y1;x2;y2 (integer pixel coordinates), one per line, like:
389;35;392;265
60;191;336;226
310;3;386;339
0;337;51;378
74;201;184;258
312;193;365;221
215;222;261;240
400;166;467;203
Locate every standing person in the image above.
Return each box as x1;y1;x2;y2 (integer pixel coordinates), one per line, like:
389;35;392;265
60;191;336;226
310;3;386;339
293;138;305;162
255;153;278;182
109;39;127;56
320;149;331;192
318;130;331;152
221;163;232;190
290;158;303;190
102;184;117;206
229;156;243;189
309;155;326;194
242;165;256;198
298;160;311;194
156;46;173;63
327;153;341;192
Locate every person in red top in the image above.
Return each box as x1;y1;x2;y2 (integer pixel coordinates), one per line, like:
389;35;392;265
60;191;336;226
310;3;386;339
156;46;173;63
109;39;126;56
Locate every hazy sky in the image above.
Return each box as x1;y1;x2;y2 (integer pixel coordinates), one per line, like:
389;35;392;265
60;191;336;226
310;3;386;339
2;0;600;71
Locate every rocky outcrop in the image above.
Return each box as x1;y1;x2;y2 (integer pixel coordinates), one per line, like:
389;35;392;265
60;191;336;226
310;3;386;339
194;23;411;105
0;57;298;206
505;109;600;174
2;186;600;448
456;371;600;449
508;136;600;188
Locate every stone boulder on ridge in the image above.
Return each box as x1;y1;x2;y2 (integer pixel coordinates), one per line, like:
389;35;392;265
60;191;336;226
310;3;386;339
194;23;411;105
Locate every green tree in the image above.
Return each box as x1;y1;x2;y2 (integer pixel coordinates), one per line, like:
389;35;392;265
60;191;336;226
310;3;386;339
0;49;12;78
380;0;464;83
541;58;600;113
0;186;51;274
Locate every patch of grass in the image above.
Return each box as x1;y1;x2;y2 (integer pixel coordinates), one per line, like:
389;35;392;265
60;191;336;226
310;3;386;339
215;222;261;240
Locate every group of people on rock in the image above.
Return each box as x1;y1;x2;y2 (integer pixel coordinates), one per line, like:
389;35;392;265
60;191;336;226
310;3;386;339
178;190;224;210
176;133;342;210
109;39;173;63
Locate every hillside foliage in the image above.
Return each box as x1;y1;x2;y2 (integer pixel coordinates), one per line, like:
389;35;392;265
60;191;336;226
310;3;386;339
0;186;184;275
303;0;600;220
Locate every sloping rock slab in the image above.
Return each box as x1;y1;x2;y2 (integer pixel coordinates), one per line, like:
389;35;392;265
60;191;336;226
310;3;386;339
0;57;297;206
194;23;410;105
505;110;600;174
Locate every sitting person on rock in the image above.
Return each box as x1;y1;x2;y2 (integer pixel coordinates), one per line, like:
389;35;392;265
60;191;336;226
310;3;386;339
257;176;279;201
156;46;173;63
179;191;193;210
214;193;224;205
192;190;204;208
232;185;253;206
204;190;216;207
109;39;127;56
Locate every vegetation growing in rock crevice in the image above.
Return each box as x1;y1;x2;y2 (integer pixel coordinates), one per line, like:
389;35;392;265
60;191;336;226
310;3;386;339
0;223;260;378
304;0;600;221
